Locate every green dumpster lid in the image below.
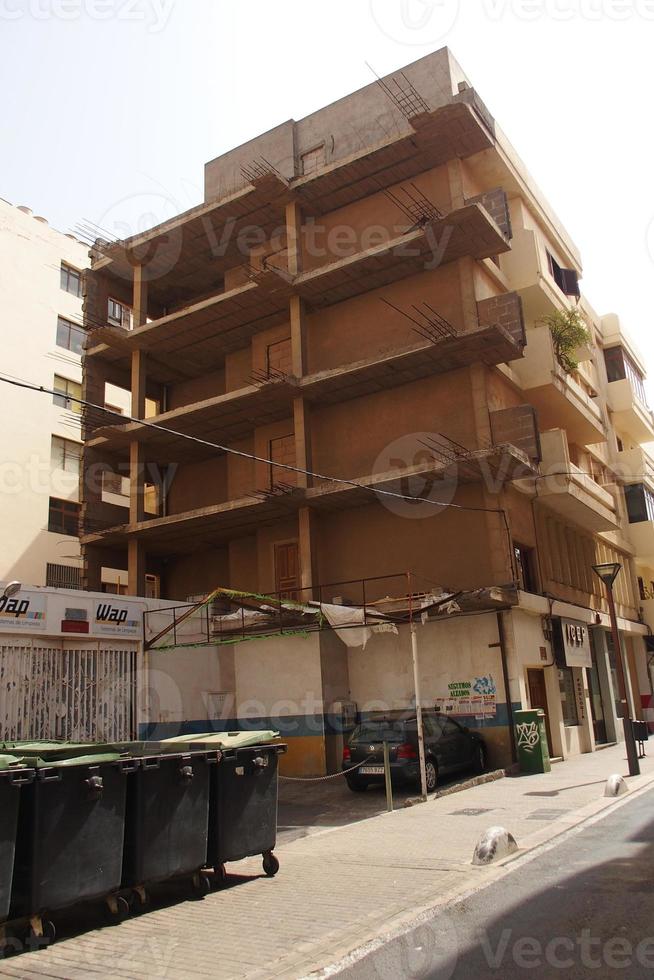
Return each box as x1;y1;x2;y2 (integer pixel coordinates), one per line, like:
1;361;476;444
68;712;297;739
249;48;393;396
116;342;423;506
29;752;123;769
0;754;26;770
162;730;280;749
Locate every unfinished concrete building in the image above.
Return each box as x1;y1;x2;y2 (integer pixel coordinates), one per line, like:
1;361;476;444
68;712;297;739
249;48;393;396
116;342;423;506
80;49;654;771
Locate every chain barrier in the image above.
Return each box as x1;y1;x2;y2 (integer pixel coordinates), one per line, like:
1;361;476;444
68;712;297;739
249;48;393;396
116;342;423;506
279;756;375;782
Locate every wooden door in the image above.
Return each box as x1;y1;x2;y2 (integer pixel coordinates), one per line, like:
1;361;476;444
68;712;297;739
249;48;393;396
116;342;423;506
274;541;300;599
527;668;554;755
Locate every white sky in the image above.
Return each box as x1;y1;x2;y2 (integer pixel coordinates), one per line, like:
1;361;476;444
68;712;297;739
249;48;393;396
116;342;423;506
2;0;654;385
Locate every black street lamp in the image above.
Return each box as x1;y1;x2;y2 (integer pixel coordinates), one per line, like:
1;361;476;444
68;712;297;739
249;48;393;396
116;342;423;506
592;563;640;776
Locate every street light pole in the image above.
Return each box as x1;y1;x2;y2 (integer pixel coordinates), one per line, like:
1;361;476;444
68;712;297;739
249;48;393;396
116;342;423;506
592;563;640;777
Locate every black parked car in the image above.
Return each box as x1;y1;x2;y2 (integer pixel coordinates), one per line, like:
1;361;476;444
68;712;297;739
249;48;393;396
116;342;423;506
342;712;486;793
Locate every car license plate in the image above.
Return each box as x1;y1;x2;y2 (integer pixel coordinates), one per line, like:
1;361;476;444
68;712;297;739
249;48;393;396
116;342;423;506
359;766;384;775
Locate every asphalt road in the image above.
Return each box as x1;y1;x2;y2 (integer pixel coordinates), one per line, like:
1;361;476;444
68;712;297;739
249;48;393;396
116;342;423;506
344;785;654;979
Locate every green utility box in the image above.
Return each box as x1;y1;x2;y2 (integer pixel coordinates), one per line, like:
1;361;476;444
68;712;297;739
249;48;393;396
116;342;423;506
515;709;551;774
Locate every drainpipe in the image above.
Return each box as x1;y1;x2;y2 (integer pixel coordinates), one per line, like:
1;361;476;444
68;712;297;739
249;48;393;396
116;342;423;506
496;610;518;764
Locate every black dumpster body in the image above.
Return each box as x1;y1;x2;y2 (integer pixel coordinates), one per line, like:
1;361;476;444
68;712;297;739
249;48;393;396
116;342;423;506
207;743;287;874
10;753;133;920
121;748;217;889
0;757;33;923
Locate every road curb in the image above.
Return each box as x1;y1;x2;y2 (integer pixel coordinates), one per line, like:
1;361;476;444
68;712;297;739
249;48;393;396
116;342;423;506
305;768;654;979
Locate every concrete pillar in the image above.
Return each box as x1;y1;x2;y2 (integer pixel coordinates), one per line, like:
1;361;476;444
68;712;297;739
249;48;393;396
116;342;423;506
82;544;104;593
290;296;307;378
446;158;466;211
128;539;146;598
293;397;312;488
129;350;147;524
133;263;148;328
285;201;303;277
298;506;318;596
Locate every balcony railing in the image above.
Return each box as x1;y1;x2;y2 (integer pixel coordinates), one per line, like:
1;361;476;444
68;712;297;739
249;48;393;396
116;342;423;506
537;428;618;532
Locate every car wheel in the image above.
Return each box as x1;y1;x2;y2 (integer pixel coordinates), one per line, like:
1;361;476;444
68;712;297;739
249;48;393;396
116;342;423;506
346;776;368;792
424;758;438;793
474;742;486;774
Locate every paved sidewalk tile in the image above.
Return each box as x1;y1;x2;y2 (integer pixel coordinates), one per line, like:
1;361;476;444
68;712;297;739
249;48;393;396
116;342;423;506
3;743;653;980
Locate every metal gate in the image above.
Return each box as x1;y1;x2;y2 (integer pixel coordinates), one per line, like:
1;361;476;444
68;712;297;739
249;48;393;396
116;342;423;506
0;640;137;742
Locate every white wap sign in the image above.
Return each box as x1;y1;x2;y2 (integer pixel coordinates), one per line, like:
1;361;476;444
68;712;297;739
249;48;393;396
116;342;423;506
0;592;47;631
94;602;140;637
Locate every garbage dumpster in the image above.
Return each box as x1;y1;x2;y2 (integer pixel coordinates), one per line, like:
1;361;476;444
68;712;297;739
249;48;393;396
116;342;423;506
163;733;286;878
10;752;135;937
515;708;551;774
117;744;218;898
0;756;33;926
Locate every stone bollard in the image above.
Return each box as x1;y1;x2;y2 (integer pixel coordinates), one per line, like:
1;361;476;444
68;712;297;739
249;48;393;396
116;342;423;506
604;774;628;798
472;826;518;865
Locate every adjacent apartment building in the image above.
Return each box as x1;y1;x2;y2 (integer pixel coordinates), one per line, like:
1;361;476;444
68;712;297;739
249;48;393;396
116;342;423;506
79;49;654;773
0;199;128;592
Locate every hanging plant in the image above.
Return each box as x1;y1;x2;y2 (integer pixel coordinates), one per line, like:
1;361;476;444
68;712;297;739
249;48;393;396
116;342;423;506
538;309;590;374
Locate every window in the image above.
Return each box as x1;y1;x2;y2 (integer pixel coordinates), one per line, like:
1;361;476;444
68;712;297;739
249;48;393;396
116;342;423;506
105;403;124;417
625;483;654;524
51;436;81;475
46;563;82;589
108;298;133;330
60;263;82;297
514;543;537;593
603;346;648;405
56;316;86;355
48;497;80;536
53;375;82;414
558;667;580;727
102;582;128;595
547;251;580;299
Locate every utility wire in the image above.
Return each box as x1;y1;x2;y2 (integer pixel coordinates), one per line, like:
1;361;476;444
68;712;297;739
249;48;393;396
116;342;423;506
0;373;513;518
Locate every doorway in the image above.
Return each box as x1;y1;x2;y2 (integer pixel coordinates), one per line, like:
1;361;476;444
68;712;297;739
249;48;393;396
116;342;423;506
527;668;554;755
587;640;609;744
274;541;300;599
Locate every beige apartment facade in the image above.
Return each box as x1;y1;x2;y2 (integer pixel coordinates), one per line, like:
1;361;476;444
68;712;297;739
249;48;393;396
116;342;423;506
0;199;129;593
79;49;653;772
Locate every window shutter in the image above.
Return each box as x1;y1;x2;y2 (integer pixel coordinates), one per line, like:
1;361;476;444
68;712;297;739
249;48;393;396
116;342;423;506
560;268;580;299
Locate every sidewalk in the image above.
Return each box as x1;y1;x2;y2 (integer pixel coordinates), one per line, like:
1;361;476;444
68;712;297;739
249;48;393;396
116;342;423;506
3;744;653;980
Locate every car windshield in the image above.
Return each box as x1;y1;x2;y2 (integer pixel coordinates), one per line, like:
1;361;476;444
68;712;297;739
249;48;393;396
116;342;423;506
351;721;407;742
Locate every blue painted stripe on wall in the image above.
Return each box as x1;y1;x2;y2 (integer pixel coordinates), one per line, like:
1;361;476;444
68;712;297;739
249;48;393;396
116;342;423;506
139;703;523;741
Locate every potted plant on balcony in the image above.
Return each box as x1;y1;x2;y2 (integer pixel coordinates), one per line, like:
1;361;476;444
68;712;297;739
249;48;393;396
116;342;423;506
538;309;591;373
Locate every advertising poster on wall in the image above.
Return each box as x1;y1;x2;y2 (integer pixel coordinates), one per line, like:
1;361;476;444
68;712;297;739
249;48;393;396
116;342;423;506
434;676;497;719
0;591;47;631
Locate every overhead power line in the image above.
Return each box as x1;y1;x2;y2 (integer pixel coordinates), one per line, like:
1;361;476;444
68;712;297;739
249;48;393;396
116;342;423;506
0;373;512;519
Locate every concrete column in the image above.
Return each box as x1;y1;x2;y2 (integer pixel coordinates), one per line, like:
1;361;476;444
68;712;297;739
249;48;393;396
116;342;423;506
290;296;307;378
128;538;146;598
285;201;303;277
129;349;147;524
82;544;104;593
133;263;148;328
298;506;318;596
293;397;312;489
446;158;466;211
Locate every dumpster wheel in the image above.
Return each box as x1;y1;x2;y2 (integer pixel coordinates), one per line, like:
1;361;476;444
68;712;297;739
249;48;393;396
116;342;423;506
105;895;130;923
29;917;55;945
192;872;212;896
262;851;279;877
